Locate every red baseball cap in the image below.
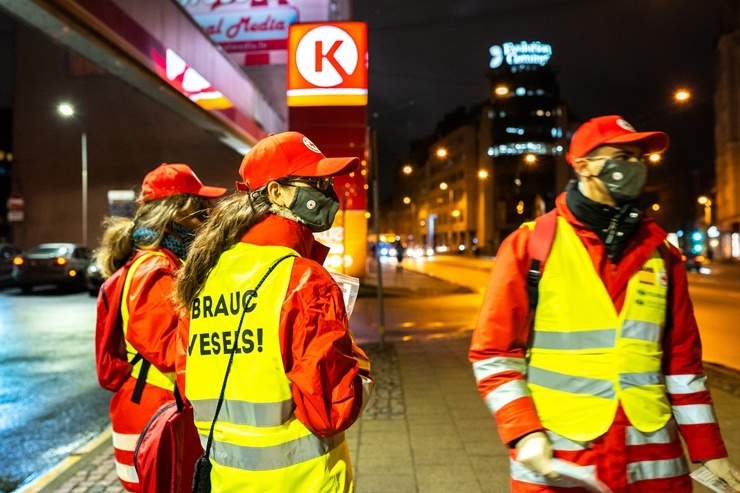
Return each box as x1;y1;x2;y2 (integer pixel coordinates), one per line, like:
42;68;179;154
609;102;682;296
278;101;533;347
140;163;227;202
566;115;669;165
236;132;360;191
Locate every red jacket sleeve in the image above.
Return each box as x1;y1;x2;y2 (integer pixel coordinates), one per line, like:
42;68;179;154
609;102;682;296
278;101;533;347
125;253;180;375
279;258;373;438
469;227;544;445
661;243;728;462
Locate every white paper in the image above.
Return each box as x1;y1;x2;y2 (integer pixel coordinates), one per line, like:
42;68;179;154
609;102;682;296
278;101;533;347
691;466;737;493
549;459;614;493
330;272;360;319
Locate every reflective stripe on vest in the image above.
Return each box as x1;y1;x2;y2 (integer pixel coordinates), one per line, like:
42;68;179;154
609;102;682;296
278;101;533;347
187;243;352;492
627;457;689;483
527;217;671;441
121;251;175;392
190;397;295;427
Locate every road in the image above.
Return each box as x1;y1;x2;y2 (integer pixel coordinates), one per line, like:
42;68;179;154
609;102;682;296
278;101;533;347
0;288;108;492
401;255;740;372
0;257;739;491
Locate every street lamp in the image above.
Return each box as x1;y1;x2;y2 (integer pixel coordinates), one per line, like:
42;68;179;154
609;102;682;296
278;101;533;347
402;165;413;175
648;153;661;164
698;196;712;227
674;89;691;103
57;103;88;246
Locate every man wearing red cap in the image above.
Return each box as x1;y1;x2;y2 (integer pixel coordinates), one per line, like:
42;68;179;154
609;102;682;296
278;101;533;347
95;163;226;491
470;116;740;492
173;132;374;492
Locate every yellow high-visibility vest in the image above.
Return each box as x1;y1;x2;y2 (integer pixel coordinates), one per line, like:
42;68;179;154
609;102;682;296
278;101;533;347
121;251;175;391
186;243;353;493
526;217;671;441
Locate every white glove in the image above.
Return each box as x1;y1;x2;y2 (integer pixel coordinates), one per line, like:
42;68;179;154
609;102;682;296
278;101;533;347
704;458;740;491
515;431;560;480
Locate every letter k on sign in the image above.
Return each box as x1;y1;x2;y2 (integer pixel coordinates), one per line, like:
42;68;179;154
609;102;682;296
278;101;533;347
287;22;368;106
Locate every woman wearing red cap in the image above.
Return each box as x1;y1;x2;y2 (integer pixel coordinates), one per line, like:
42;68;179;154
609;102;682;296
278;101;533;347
95;163;225;491
174;132;374;492
470;116;740;492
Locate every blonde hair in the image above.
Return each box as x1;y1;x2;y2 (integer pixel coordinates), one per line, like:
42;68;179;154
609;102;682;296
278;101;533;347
174;190;273;311
95;194;209;277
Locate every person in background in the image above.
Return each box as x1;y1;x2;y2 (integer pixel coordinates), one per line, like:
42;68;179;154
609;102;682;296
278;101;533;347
96;163;225;491
469;115;740;492
174;131;374;492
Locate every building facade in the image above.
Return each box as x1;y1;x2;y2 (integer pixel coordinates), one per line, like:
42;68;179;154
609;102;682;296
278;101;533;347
715;0;740;258
385;41;570;256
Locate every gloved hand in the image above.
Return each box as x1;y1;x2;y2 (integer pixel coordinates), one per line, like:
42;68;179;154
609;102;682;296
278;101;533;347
704;457;740;491
515;431;560;480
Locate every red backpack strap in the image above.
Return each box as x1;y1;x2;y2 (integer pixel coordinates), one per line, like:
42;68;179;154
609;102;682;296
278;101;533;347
526;209;558;311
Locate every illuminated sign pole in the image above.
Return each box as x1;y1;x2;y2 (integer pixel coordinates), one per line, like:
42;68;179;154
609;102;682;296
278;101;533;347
287;22;369;278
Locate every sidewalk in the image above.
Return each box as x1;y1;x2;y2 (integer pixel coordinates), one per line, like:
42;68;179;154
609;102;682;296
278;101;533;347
16;261;740;492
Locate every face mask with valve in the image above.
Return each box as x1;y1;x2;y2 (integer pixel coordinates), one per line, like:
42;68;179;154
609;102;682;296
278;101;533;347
584;158;646;203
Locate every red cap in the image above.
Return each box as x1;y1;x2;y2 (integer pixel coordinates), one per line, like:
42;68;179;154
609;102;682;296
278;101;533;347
140;163;227;202
236;132;360;191
566;115;669;165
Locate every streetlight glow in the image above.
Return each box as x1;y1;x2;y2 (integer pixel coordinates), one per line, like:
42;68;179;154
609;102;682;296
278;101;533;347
403;196;411;204
58;103;75;117
478;170;489;179
524;153;536;164
674;89;691;102
436;148;448;158
648;153;661;163
698;196;709;205
494;86;509;96
402;165;413;175
439;182;449;190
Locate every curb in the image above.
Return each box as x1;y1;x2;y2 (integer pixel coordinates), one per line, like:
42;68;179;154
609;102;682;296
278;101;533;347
15;428;112;493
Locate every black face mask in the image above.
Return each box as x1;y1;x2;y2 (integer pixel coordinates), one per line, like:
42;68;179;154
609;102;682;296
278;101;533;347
595;158;646;203
287;185;340;232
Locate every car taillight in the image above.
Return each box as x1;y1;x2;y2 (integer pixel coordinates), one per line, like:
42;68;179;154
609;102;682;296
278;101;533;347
13;257;23;265
55;257;67;266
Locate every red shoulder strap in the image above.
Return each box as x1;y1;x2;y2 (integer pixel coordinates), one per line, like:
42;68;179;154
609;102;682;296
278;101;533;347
526;209;558;310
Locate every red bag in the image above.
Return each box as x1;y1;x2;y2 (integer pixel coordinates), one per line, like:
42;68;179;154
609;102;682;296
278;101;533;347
134;387;203;493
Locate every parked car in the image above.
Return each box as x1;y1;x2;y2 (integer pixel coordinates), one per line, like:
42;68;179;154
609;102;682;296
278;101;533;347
12;243;92;293
85;258;104;296
0;243;22;288
682;253;705;273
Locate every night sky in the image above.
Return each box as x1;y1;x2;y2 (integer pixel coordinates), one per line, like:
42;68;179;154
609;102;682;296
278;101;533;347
353;0;724;198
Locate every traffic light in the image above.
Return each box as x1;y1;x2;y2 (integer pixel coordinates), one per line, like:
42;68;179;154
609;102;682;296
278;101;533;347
690;231;704;254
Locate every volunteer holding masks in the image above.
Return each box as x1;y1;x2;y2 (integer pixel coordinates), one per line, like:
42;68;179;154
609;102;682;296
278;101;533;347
174;131;374;492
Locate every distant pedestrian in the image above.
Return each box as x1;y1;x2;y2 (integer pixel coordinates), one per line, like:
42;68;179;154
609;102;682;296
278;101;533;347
394;238;404;271
470;115;740;492
95;163;225;491
173;132;374;492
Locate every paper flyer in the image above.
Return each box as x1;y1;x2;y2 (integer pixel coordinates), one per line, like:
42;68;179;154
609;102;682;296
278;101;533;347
691;466;737;493
330;272;360;319
549;459;614;493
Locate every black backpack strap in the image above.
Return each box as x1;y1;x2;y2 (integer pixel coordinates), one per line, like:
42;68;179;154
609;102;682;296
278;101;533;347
130;355;151;405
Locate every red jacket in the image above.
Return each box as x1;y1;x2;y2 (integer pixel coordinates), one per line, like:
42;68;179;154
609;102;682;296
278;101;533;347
176;214;371;438
125;248;181;376
469;193;728;462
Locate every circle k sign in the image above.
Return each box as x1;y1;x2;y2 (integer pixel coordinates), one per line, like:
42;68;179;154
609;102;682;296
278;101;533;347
287;22;368;107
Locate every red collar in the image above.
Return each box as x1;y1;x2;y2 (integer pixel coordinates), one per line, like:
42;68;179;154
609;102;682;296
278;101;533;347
240;214;329;263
